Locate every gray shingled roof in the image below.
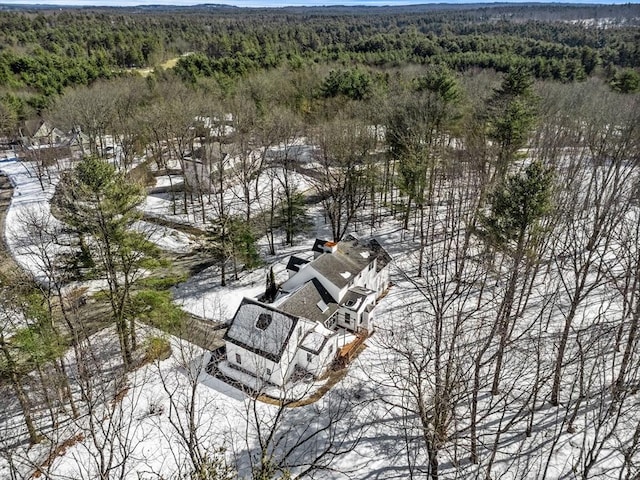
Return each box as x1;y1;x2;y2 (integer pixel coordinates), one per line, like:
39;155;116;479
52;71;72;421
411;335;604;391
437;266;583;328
286;255;310;273
224;298;299;362
370;238;392;272
311;238;373;289
278;279;339;324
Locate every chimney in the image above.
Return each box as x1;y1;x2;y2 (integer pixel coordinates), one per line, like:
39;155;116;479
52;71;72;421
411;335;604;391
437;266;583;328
324;241;338;254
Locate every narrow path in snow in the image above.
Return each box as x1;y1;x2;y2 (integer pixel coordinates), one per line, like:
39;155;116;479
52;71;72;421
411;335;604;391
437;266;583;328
0;172;114;344
142;211;207;237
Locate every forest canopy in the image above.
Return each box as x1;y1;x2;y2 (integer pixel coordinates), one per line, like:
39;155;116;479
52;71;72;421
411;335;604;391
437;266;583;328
0;3;639;122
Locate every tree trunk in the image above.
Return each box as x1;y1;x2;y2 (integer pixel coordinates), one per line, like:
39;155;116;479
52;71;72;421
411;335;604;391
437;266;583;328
1;339;40;444
427;440;439;480
491;228;526;395
613;306;639;399
417;203;425;278
115;316;132;369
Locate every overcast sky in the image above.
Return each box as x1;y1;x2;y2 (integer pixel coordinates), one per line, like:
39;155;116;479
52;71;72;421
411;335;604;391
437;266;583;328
0;0;636;7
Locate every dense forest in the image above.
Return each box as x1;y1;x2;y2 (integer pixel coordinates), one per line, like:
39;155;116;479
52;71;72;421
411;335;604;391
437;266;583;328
0;3;640;480
0;3;639;124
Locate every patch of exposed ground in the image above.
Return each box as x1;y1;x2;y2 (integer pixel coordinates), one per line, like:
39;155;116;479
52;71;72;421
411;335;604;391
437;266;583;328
0;174;20;280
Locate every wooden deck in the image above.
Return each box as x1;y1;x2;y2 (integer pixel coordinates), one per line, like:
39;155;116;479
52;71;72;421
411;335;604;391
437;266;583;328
335;331;368;368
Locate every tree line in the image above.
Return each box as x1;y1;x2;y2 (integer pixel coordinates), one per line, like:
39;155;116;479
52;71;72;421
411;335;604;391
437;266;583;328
0;3;639;123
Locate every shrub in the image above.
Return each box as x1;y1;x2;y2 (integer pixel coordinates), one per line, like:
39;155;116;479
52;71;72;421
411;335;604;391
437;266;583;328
144;336;172;363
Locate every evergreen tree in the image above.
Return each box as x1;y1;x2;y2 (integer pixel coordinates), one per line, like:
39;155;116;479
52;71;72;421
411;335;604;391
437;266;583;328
279;191;308;246
486;66;538;183
481;160;554;395
52;156;159;369
482;159;553;251
207;215;260;286
264;266;277;303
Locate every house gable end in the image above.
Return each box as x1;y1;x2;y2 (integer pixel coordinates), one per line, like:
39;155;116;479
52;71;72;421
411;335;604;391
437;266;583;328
224;298;300;363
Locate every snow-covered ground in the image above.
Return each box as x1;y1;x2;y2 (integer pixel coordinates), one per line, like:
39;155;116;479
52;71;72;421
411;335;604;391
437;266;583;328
142;165;314;230
1;149;638;480
0;155;197;284
171;203;333;322
1;156;64;283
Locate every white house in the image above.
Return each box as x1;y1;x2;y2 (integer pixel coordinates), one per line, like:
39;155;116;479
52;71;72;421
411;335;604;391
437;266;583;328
221;297;338;388
280;235;390;333
220;235;391;389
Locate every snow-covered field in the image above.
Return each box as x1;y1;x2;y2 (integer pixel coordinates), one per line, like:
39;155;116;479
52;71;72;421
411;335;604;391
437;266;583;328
172;202;332;321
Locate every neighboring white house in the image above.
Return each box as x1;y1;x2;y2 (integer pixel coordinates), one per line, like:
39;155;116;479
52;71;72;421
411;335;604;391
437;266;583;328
181;157;213;194
220;235;391;389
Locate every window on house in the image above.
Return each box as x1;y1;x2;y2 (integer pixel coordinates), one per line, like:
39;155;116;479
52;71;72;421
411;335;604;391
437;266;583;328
325;316;336;329
256;313;272;330
369;262;374;271
307;352;312;363
266;368;272;376
345;312;351;324
235;353;242;364
328;344;334;353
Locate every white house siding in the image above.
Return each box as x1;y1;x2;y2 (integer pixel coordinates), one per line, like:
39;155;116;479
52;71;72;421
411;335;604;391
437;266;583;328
336;308;359;331
363;260;378;291
377;266;390;297
337;289;376;333
280;319;316;383
224;301;317;387
296;335;338;378
362;309;372;332
342;262;378;302
281;265;317;294
296;348;314;373
358;293;377;332
277;345;301;386
278;319;316;385
226;339;305;387
226;343;281;387
316;336;338;372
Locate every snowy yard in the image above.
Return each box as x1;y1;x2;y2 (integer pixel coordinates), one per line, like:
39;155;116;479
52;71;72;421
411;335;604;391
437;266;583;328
1;149;639;480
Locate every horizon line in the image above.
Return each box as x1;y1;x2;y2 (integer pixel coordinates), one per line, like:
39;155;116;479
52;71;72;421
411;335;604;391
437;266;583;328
0;0;638;7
